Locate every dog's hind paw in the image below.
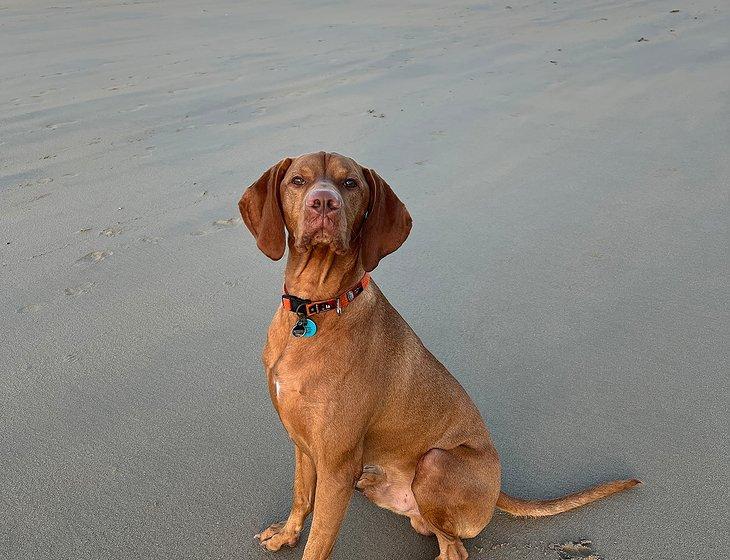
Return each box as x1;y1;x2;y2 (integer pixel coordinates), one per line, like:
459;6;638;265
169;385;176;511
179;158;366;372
435;537;469;560
355;464;385;490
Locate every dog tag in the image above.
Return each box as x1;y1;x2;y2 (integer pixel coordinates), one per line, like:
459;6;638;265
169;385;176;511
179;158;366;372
292;316;317;338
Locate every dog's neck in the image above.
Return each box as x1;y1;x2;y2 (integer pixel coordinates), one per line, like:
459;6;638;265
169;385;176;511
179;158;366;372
284;242;365;302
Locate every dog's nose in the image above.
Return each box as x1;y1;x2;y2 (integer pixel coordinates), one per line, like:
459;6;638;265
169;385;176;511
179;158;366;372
306;188;342;214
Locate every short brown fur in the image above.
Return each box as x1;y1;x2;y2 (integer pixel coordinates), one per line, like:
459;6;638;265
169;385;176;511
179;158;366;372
240;152;640;560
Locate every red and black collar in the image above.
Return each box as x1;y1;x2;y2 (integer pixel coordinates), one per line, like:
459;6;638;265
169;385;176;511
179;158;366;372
282;273;370;317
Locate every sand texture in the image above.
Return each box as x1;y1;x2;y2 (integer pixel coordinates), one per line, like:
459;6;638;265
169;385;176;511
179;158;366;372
1;1;728;559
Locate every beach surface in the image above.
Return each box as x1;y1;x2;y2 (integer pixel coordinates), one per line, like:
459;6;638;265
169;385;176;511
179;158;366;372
1;1;728;559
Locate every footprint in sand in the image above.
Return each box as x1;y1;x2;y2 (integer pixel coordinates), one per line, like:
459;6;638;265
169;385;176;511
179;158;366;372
121;104;148;113
100;226;122;237
45;120;78;130
469;538;600;559
26;192;52;203
191;217;240;236
138;236;163;244
213;217;240;227
64;282;95;296
550;539;601;559
77;251;112;264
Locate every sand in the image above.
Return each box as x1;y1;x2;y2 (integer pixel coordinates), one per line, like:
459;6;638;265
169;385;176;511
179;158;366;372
1;1;728;559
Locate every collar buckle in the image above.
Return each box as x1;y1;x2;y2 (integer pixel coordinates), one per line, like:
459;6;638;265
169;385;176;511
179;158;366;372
282;294;311;315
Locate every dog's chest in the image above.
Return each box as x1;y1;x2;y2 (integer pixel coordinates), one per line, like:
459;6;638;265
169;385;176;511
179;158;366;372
262;315;371;447
265;347;342;437
269;354;333;405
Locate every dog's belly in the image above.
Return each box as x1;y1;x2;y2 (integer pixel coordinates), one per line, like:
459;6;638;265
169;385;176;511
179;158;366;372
356;464;419;516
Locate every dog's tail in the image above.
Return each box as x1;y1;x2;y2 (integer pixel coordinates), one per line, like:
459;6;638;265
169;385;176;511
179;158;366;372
496;478;640;518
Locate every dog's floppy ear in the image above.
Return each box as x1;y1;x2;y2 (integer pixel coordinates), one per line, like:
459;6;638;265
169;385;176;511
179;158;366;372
239;158;292;260
359;168;412;272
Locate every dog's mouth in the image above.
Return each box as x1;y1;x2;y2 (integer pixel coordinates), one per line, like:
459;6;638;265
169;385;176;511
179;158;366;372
296;216;349;254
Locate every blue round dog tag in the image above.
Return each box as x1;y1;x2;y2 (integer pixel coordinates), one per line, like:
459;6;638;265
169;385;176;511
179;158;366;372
302;318;317;337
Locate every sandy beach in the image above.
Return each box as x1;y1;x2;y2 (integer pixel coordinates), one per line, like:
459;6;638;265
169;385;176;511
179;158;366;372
1;1;728;558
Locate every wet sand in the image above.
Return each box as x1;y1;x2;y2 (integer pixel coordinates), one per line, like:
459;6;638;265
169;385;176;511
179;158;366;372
1;1;728;558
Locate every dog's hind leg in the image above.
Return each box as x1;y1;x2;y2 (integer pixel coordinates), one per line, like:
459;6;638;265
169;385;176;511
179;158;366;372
412;445;500;559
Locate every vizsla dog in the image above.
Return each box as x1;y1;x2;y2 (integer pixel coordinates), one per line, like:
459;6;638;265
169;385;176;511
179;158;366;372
239;152;639;560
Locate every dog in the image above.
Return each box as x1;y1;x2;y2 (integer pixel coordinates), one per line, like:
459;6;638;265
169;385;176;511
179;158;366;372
239;152;639;559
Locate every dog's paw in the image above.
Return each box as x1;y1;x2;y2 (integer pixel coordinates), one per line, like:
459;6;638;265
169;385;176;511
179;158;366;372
255;522;300;551
436;539;469;560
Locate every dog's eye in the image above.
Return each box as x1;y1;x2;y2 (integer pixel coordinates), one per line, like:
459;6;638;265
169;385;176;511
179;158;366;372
343;178;357;189
291;176;305;186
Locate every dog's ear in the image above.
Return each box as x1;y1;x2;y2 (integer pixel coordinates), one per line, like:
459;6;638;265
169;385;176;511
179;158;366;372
239;158;293;260
359;168;412;272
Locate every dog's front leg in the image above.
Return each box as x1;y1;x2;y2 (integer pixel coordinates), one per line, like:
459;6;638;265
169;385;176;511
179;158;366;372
257;445;316;551
301;454;361;560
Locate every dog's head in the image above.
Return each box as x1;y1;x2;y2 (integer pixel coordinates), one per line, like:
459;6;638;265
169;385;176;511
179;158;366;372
239;152;411;271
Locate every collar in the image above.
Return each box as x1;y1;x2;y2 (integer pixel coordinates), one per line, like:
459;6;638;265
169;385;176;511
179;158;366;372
282;273;371;317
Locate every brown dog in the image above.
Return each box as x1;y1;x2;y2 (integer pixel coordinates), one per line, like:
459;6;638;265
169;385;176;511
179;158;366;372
239;152;639;560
